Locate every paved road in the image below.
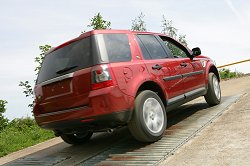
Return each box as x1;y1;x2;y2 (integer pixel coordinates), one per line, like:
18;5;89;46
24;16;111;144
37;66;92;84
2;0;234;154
160;76;250;166
1;76;250;165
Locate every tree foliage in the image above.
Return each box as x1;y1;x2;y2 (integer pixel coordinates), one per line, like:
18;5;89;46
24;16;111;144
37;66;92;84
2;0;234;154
19;45;52;108
131;12;147;31
161;15;187;46
87;12;111;30
34;45;52;75
161;15;178;39
0;100;8;131
219;68;244;79
19;81;34;108
161;15;188;56
178;34;187;47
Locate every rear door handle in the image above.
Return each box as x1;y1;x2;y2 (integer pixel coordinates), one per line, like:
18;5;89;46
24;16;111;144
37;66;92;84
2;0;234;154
180;62;187;67
152;64;162;70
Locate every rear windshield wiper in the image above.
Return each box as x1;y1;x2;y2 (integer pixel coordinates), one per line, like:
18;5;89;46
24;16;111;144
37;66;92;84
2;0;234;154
56;65;78;74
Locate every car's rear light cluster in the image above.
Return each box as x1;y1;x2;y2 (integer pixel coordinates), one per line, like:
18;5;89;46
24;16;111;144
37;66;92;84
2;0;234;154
91;64;114;90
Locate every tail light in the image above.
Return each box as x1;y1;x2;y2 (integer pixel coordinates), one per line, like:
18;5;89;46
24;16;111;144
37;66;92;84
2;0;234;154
91;64;114;90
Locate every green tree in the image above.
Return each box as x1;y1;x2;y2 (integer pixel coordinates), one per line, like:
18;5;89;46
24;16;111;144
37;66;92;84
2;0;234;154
161;15;177;39
19;45;52;108
161;15;188;56
34;45;52;75
87;12;111;30
219;68;244;79
178;34;188;47
131;12;147;31
0;100;8;131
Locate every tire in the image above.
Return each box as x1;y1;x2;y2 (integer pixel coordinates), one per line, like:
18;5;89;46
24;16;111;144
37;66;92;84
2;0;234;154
128;90;167;142
60;132;93;145
204;73;221;106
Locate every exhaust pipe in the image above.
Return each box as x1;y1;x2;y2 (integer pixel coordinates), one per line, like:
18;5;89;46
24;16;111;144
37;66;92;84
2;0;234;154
107;128;114;134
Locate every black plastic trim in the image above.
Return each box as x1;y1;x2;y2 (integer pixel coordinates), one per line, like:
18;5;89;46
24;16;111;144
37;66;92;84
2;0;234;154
167;94;185;105
185;87;206;98
182;70;204;78
40;110;132;134
163;75;182;81
166;87;207;112
36;106;89;118
163;70;204;81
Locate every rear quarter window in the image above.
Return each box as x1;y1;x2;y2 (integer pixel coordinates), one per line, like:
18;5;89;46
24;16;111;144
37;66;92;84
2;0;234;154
96;34;132;62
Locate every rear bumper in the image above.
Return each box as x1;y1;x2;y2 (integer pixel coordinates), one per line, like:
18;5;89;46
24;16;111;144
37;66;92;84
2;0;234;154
34;86;134;132
39;110;132;134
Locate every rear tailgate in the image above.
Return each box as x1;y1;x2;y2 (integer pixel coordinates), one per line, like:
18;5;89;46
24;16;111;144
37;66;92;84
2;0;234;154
35;68;92;114
34;35;95;115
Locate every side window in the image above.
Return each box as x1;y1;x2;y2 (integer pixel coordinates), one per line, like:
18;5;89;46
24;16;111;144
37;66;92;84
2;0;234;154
135;36;151;60
160;36;189;58
137;35;168;59
102;34;132;62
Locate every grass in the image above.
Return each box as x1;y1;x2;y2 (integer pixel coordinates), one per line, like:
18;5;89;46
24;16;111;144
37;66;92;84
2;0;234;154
0;117;54;157
219;68;244;80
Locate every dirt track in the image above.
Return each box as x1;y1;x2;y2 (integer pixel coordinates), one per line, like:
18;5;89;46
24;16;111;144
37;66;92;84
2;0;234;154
160;76;250;165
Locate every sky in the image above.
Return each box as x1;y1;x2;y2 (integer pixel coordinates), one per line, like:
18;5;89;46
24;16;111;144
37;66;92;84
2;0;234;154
0;0;250;119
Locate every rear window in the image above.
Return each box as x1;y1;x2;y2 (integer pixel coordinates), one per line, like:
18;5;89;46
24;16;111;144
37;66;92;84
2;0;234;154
37;33;131;84
37;37;92;84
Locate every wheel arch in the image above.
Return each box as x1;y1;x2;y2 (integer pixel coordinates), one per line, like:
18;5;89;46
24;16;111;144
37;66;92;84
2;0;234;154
207;65;220;82
135;81;167;107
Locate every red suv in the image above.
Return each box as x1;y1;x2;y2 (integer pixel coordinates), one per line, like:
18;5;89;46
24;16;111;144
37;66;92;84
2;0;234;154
34;30;221;144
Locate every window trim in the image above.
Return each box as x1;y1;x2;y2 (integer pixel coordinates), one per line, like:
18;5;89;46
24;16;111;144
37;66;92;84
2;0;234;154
155;35;174;58
135;35;151;60
158;35;192;58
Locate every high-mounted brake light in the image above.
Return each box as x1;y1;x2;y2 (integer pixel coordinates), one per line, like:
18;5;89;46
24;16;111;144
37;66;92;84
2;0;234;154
91;64;114;90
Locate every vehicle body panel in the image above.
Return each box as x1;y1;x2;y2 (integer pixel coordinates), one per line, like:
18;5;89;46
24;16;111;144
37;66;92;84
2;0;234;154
33;29;219;135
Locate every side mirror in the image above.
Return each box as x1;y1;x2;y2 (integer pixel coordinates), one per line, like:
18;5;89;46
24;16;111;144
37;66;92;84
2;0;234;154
192;47;201;57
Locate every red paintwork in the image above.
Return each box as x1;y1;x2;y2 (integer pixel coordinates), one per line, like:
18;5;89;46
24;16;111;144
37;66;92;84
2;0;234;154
33;30;218;131
35;85;134;125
